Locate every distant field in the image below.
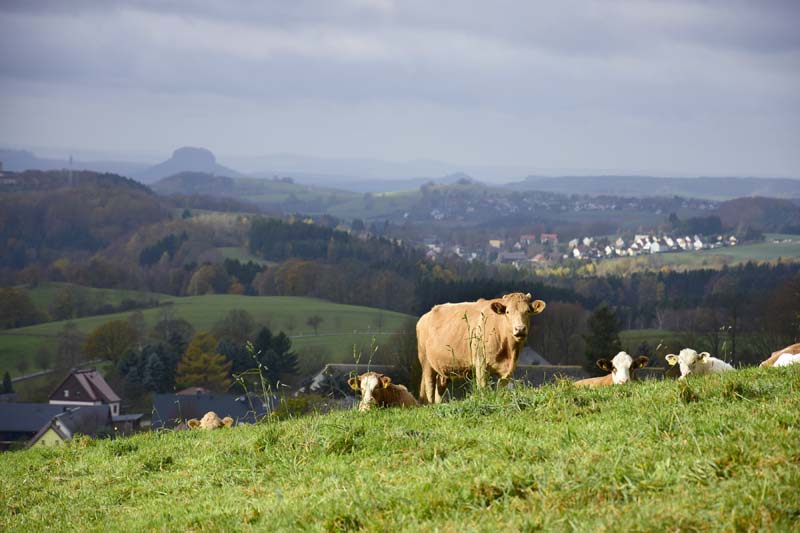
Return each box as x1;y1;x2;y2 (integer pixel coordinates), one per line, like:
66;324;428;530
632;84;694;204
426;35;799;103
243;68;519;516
215;246;275;266
25;283;166;311
0;294;414;378
620;329;682;353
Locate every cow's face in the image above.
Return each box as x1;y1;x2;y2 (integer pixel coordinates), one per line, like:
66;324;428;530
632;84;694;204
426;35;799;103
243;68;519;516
348;372;391;411
596;352;649;384
665;348;710;379
490;292;546;342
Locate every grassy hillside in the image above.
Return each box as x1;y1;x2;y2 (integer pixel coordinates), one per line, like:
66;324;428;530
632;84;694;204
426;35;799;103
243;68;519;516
0;294;413;378
25;283;167;311
2;366;798;530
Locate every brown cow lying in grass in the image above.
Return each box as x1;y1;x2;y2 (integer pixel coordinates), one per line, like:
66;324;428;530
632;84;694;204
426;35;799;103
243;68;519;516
187;411;234;430
760;343;800;367
348;372;418;412
575;352;649;387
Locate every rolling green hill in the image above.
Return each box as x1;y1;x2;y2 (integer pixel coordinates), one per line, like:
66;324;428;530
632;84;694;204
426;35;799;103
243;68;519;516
1;366;798;530
25;283;168;311
0;294;414;378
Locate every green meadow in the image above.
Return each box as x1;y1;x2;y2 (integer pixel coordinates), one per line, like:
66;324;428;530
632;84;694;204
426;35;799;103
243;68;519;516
1;366;798;530
0;292;414;378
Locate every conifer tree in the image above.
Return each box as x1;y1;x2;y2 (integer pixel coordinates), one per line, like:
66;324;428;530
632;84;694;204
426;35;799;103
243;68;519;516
583;304;623;373
2;371;13;394
175;333;232;392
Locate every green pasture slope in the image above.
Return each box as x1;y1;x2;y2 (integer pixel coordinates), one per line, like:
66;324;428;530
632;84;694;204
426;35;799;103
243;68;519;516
25;282;167;311
0;294;414;377
2;366;798;530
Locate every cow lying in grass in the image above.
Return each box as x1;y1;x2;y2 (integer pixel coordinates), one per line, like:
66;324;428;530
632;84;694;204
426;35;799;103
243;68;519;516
187;411;234;430
773;353;800;367
348;372;418;412
760;343;800;367
665;348;734;379
575;352;649;387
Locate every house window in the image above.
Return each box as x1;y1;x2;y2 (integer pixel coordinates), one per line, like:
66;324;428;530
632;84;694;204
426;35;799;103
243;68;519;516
64;390;69;398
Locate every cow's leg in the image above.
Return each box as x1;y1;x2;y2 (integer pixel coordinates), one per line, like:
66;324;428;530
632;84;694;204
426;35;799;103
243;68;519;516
496;368;514;390
420;366;436;405
434;375;448;403
474;363;488;389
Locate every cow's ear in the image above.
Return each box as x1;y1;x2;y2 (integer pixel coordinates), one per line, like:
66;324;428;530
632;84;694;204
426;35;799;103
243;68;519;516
222;417;234;428
187;419;200;429
633;356;649;369
529;300;546;314
380;375;392;388
699;352;711;364
665;354;678;366
596;359;612;372
348;377;359;390
491;302;506;314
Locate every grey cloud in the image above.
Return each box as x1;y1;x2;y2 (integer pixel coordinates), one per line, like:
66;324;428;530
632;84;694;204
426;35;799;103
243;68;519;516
0;0;798;176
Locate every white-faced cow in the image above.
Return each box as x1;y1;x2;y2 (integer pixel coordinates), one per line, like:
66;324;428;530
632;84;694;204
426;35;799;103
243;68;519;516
760;343;800;367
416;292;546;404
575;352;649;387
348;372;418;412
665;348;734;380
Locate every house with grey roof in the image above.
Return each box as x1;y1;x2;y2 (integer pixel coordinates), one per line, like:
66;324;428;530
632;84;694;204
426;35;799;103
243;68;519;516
151;392;276;429
49;368;121;416
0;403;111;450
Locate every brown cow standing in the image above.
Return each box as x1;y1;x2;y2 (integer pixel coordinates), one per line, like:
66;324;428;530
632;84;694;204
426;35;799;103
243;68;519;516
416;292;546;404
760;343;800;367
348;372;418;411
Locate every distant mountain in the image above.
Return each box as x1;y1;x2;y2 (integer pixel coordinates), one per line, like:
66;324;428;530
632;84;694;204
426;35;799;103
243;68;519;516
135;147;244;183
506;176;800;200
0;148;148;177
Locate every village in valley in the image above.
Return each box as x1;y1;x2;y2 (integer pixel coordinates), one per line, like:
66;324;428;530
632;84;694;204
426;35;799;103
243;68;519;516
421;230;740;268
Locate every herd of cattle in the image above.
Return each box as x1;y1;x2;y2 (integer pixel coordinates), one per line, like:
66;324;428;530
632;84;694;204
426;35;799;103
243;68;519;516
348;292;800;412
186;293;800;425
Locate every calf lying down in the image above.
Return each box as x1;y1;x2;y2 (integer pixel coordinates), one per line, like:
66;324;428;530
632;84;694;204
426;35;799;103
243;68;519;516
666;348;734;379
774;353;800;367
575;352;649;387
187;411;234;430
760;343;800;367
348;372;418;411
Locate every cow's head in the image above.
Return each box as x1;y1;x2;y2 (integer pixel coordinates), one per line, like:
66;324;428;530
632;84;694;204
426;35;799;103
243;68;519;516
490;292;546;342
596;351;649;384
348;371;391;411
665;348;710;379
187;411;234;429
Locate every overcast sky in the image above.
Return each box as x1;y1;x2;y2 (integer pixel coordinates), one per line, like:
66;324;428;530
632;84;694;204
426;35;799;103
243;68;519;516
1;0;799;178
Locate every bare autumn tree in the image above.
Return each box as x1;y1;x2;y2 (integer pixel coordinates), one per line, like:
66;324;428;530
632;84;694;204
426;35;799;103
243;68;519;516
83;320;138;363
306;315;323;336
529;301;587;365
56;321;85;370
